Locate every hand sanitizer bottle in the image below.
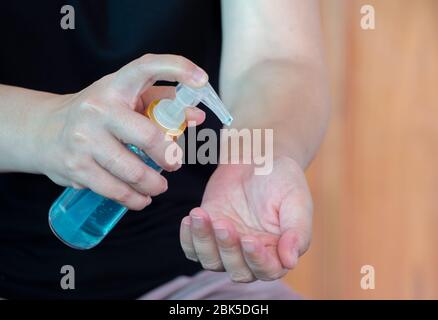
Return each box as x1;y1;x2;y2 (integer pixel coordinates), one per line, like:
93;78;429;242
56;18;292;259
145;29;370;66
49;82;233;249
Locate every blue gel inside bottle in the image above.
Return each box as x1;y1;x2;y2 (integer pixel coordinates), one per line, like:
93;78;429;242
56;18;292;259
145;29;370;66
49;144;162;249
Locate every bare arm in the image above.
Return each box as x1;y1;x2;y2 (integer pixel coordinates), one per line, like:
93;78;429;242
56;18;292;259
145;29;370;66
0;54;208;210
179;1;330;282
0;85;61;173
220;0;330;168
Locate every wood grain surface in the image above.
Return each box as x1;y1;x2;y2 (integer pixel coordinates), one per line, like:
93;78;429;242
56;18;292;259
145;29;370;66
284;0;438;299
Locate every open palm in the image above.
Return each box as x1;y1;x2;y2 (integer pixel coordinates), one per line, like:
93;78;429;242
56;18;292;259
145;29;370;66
180;156;313;282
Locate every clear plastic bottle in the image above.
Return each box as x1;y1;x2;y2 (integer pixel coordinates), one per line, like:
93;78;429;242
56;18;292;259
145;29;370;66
49;83;233;249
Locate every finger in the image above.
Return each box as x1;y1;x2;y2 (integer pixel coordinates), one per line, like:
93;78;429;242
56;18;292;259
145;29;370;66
278;192;313;269
212;219;255;283
139;86;176;114
76;159;152;211
179;216;198;262
111;54;208;105
104;107;183;172
141;86;206;126
185;107;206;127
278;229;300;269
142;86;176;106
241;235;287;281
190;208;224;271
92;133;168;196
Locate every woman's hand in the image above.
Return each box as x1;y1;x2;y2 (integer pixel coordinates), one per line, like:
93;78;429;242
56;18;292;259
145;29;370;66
180;156;313;282
34;54;207;210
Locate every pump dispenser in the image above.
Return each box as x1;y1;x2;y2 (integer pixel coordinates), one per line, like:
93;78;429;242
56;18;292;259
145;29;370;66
49;82;233;249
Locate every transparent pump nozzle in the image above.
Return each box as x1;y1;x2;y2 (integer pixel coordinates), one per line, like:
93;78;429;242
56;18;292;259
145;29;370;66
176;83;233;126
49;82;233;249
152;83;233;133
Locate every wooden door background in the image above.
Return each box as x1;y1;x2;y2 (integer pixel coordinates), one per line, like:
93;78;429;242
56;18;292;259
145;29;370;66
284;0;438;299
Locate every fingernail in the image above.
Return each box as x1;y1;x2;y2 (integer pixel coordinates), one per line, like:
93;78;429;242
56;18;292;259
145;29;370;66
191;215;204;229
192;68;208;85
241;240;255;253
291;248;299;266
214;227;228;241
192;107;204;114
182;217;191;226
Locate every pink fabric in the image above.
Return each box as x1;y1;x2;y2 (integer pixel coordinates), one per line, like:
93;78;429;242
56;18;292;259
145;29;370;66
139;271;300;300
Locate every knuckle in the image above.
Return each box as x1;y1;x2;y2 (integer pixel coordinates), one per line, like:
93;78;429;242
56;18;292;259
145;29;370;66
69;128;89;146
78;99;106;117
174;54;192;69
149;178;168;196
137;54;158;82
103;150;124;172
64;157;85;172
230;271;255;283
264;270;287;281
114;188;133;204
194;231;212;243
217;241;235;252
132;196;152;210
126;166;145;185
139;53;155;64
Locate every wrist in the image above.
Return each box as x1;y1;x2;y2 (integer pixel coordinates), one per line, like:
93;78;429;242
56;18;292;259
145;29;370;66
218;126;307;174
24;93;69;174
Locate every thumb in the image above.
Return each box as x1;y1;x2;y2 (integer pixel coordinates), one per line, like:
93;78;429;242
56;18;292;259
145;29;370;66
110;53;208;106
277;191;313;269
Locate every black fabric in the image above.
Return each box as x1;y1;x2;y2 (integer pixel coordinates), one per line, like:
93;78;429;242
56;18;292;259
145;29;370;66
0;0;222;299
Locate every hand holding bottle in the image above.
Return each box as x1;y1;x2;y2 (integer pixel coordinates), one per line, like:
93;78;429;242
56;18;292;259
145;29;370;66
36;54;208;210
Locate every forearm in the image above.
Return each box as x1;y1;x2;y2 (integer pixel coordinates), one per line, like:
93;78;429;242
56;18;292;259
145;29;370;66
0;85;61;173
220;59;330;169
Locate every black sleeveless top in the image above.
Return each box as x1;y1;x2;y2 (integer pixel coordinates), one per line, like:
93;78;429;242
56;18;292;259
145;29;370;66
0;0;222;299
